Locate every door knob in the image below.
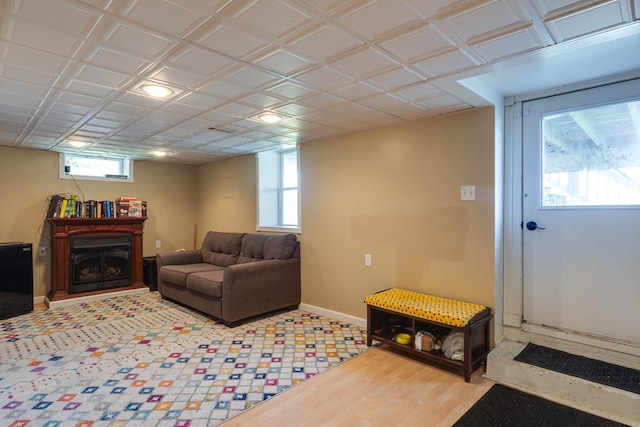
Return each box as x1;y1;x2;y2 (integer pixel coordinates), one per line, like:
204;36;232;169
526;221;546;231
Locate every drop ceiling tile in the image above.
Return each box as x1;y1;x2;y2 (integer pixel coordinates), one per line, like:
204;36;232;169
101;21;176;59
0;78;50;99
149;65;208;89
293;65;354;91
161;101;209;116
166;46;237;75
216;101;262;118
231;0;313;39
43;109;84;123
239;92;288;110
239;140;282;151
300;109;346;125
222;66;281;89
274;103;316;117
0;63;60;86
544;2;628;42
391;81;441;102
286;23;365;61
336;0;422;41
224;118;269;131
48;101;97;117
0;104;37;118
300;0;349;14
415;93;469;110
251;48;315;76
117;92;168;109
174;92;226;109
331;47;399;79
13;0;101;36
197;110;242;126
328;102;396;123
532;0;602;17
379;24;456;62
365;66;424;91
472;27;546;62
73;64;130;87
440;0;532;43
412;49;480;78
198;80;251;100
328;81;383;100
85;46;152;75
121;0;207;37
266;134;298;144
195;24;268;59
87;117;128;130
297;92;348;110
405;0;459;18
5;17;83;57
102;102;151;118
3;43;70;74
265;82;318;101
55;91;103;108
356;93;424;116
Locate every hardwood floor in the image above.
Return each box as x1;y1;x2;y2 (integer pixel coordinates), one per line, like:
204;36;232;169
223;346;494;426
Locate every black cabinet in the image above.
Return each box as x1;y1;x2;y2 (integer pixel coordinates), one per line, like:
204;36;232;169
142;256;157;291
0;242;34;319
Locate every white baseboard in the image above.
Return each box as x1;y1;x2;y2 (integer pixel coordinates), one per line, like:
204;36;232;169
33;295;45;305
299;303;366;330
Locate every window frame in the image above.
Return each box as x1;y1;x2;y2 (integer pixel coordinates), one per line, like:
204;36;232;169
59;153;134;183
256;147;300;234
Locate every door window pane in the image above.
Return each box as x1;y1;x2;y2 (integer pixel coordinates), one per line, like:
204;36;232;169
542;100;640;207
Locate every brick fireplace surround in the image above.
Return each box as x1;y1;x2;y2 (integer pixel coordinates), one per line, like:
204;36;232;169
47;217;147;306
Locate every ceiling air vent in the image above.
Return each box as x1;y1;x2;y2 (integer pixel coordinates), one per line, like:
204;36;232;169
207;126;234;134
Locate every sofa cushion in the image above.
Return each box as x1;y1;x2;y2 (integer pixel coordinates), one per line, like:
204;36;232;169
238;234;267;264
201;231;244;266
159;263;222;286
186;270;224;297
263;234;297;259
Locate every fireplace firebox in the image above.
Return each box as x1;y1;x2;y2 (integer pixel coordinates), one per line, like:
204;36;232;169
69;235;132;294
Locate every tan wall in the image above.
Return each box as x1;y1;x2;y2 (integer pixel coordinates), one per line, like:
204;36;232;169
196;107;495;319
301;107;495;318
196;155;257;240
0;147;198;298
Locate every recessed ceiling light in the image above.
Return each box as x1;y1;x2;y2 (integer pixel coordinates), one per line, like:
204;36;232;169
67;140;87;148
259;113;283;124
151;150;169;157
140;84;174;98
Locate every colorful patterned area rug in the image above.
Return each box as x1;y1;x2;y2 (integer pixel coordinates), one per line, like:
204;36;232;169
0;292;369;426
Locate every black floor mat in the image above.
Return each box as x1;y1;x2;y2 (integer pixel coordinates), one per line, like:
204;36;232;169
514;342;640;395
453;384;628;427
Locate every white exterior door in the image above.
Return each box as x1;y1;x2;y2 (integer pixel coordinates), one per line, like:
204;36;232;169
522;79;640;345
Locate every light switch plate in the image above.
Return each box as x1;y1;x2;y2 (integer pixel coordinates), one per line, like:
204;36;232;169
460;185;476;200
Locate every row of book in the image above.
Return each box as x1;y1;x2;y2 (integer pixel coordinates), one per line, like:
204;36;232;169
47;195;147;219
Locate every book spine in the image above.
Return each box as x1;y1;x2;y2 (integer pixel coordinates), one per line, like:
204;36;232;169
59;198;68;218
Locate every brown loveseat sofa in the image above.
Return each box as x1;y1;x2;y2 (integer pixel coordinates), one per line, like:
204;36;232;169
156;231;300;326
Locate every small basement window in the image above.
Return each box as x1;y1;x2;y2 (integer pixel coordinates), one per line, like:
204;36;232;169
59;153;133;182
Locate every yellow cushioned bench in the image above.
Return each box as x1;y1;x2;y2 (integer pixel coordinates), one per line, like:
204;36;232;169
364;288;488;327
365;288;492;382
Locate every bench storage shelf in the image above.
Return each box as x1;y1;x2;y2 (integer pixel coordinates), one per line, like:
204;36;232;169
365;288;492;382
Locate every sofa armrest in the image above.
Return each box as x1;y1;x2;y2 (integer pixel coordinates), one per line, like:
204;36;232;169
156;249;203;267
221;258;301;324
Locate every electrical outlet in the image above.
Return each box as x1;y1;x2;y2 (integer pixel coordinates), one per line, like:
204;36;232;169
39;246;47;256
155;240;161;248
365;254;372;267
